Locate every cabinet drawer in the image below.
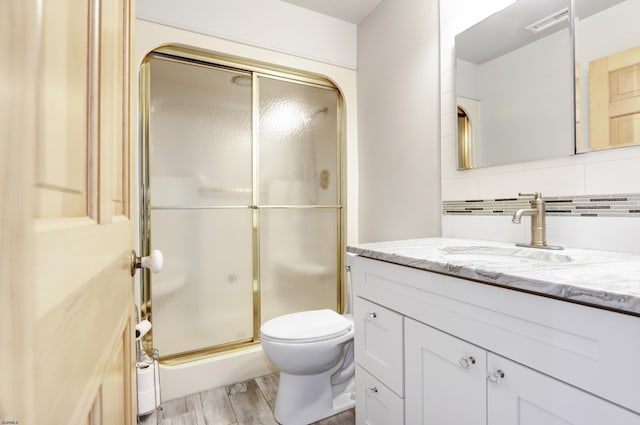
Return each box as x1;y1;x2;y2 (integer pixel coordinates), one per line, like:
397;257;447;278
355;365;404;425
354;296;404;396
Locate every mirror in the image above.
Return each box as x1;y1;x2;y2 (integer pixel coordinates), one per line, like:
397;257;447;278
455;0;575;169
574;0;640;153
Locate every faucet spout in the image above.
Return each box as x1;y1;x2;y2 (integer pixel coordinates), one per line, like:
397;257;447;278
511;208;537;224
510;192;563;250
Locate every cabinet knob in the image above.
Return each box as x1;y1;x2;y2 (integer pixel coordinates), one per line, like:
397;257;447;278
487;369;505;383
367;386;378;396
458;355;476;369
367;312;377;319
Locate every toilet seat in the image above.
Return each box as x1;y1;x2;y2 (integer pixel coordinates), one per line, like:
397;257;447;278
261;309;352;344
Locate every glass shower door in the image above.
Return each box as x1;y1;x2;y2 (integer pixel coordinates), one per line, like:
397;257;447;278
257;76;341;323
141;50;343;360
147;55;254;357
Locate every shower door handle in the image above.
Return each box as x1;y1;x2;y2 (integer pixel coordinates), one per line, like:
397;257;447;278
130;249;164;276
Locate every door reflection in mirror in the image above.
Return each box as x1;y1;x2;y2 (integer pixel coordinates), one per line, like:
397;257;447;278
575;0;640;152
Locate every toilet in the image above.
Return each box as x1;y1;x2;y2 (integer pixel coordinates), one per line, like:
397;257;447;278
260;309;355;425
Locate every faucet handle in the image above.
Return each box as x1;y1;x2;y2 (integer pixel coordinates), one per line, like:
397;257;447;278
518;192;542;200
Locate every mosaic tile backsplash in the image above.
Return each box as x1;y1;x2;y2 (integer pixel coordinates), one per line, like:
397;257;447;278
443;194;640;217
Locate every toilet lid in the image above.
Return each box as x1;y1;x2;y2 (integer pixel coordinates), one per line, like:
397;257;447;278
260;309;352;343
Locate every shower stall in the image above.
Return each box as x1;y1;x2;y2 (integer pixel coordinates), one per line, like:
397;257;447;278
139;47;343;363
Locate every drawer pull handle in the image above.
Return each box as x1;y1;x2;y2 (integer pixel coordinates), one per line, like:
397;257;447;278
458;355;476;369
487;369;505;384
367;386;378;396
367;312;377;319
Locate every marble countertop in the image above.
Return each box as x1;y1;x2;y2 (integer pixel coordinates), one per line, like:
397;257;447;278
346;238;640;316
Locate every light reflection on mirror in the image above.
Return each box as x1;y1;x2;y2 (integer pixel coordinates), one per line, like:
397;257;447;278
574;0;640;153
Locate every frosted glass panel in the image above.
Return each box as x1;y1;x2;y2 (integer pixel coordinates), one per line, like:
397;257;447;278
150;208;253;356
260;209;339;323
144;54;343;357
259;77;339;206
149;57;252;207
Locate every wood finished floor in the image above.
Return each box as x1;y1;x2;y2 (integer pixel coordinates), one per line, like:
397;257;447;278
139;372;355;425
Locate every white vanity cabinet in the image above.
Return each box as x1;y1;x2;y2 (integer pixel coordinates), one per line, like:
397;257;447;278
349;254;640;425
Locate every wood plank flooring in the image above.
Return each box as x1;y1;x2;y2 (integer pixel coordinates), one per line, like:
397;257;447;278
139;372;355;425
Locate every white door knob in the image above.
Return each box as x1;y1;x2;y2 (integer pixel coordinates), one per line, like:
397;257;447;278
141;250;164;273
130;249;164;276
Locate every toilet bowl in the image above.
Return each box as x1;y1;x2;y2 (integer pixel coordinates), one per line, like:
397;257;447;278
260;309;355;425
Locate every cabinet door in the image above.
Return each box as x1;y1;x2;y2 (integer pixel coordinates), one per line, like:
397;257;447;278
356;365;404;425
354;296;404;396
405;319;486;425
487;353;640;425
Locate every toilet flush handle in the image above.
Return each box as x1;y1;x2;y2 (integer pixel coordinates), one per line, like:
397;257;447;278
130;249;164;276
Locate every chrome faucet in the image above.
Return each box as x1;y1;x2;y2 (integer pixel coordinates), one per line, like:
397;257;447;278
512;192;563;250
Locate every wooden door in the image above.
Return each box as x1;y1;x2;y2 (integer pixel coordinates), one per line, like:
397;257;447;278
589;45;640;150
0;0;136;424
487;354;640;425
404;319;486;425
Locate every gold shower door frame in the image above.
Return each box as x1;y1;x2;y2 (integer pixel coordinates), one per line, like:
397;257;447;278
139;46;345;364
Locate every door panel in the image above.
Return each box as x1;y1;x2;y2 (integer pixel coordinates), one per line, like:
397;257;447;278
100;0;128;217
151;208;254;356
1;0;136;424
260;208;340;323
258;76;339;206
405;319;486;425
35;0;90;219
589;45;640;150
148;57;253;208
145;57;257;356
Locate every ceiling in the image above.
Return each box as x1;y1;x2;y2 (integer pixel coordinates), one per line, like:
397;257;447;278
457;0;626;64
280;0;384;23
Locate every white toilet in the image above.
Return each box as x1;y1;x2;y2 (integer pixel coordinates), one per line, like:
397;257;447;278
260;309;355;425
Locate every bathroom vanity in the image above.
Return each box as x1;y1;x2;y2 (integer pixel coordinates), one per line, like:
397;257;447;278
347;238;640;425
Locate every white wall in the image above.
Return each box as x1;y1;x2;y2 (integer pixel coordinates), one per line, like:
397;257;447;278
357;0;442;243
136;0;357;69
440;0;640;253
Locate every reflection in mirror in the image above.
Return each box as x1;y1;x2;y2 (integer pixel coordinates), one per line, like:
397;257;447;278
575;0;640;153
455;0;575;169
457;105;473;169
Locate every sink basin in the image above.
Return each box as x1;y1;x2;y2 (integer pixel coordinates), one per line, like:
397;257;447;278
439;245;574;265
